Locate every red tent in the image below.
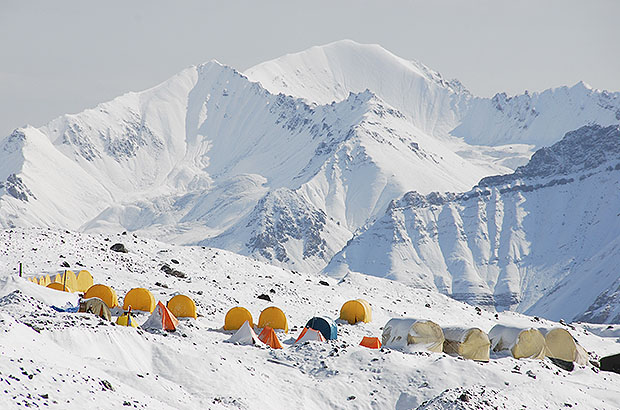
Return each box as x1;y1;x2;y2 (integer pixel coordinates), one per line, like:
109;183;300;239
258;326;283;349
360;336;382;349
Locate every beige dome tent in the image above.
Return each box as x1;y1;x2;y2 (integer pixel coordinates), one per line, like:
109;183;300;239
542;328;588;365
61;271;78;292
76;270;94;292
488;325;546;359
442;327;490;362
79;297;112;321
382;318;444;352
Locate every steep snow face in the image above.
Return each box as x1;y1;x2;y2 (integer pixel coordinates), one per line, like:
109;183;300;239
245;39;470;138
325;125;620;323
247;40;620;149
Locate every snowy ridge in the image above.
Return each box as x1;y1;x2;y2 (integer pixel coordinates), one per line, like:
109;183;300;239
325;125;620;323
0;228;618;409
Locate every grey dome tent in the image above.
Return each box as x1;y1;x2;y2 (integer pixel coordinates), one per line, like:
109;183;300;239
305;317;337;340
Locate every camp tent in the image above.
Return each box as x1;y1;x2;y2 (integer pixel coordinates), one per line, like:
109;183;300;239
224;307;253;331
116;312;138;327
340;299;372;324
258;306;288;333
61;271;78;292
488;325;546;359
258;326;282;349
360;336;382;349
83;284;119;308
76;270;94;292
227;321;260;345
142;301;179;332
295;328;326;344
442;327;490;362
41;275;51;286
305;317;337;340
79;297;112;321
29;277;37;283
47;282;72;292
542;328;588;365
37;276;46;286
123;288;156;312
53;273;62;283
382;318;445;353
600;353;620;374
167;294;197;319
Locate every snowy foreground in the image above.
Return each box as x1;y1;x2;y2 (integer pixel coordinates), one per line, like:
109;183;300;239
0;228;618;409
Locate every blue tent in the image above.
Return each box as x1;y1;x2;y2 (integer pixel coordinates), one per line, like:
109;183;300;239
305;316;337;340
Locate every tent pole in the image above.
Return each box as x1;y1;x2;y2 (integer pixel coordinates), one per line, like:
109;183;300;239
63;269;67;291
19;262;22;277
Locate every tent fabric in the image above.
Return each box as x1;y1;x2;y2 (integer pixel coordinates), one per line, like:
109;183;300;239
79;297;112;321
339;299;372;324
167;295;197;319
116;312;138;327
488;325;546;359
227;321;260;345
37;276;46;286
76;270;94;292
600;353;620;374
53;273;62;284
442;327;490;362
542;328;589;365
295;328;326;344
142;301;179;332
42;275;51;286
123;288;156;312
61;271;78;293
382;318;445;353
305;316;337;340
258;326;283;349
360;336;382;349
224;307;254;331
83;284;119;308
47;282;72;292
258;306;289;333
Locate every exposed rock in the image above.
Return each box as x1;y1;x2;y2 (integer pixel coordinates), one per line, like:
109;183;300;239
110;243;128;253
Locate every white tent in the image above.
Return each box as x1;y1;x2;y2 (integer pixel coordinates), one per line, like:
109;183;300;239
227;321;260;345
442;326;490;362
488;324;546;359
382;318;444;353
294;327;326;345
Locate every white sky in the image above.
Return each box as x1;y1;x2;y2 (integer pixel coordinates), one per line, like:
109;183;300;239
1;0;619;137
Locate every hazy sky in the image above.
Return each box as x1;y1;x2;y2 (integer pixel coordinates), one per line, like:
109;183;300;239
1;0;619;137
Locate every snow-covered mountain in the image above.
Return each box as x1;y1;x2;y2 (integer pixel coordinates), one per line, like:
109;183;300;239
324;124;620;323
1;40;619;322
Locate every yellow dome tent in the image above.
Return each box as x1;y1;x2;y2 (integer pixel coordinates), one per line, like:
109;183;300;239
61;271;78;292
76;270;94;292
47;282;72;292
340;299;372;324
489;325;546;360
542;328;589;365
442;327;490;362
382;318;445;352
167;295;197;319
123;288;156;313
224;307;253;331
83;284;119;308
258;306;288;333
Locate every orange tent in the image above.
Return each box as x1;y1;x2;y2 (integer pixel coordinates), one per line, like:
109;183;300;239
360;336;382;349
258;326;282;349
142;301;179;332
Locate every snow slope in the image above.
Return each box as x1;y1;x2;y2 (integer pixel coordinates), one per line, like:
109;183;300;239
0;227;618;409
325;125;620;323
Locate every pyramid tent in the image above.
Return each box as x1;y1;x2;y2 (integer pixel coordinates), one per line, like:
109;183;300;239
79;297;112;321
53;273;63;283
442;327;490;362
295;328;326;344
47;282;72;292
227;321;260;345
258;326;282;349
37;276;46;286
123;288;156;313
167;294;197;319
41;275;51;286
382;318;445;353
224;307;254;331
142;301;179;332
83;284;119;308
305;316;337;340
360;336;382;349
76;270;94;292
258;306;288;333
488;325;546;360
542;328;588;365
116;312;138;327
340;299;372;324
